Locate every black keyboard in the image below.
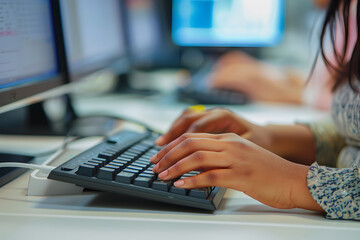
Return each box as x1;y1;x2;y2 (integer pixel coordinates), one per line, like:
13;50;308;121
177;86;249;105
48;130;226;210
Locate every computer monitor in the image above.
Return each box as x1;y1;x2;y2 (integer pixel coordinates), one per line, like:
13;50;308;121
0;0;69;186
59;0;129;80
172;0;285;47
0;0;65;109
123;0;180;69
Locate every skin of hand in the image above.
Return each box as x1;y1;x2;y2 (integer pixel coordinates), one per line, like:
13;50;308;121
156;108;271;151
209;51;304;104
151;133;323;212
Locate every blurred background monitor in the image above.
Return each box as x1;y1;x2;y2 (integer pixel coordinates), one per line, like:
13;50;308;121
172;0;285;47
59;0;129;80
123;0;180;69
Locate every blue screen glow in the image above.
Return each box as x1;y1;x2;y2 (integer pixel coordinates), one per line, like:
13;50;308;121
172;0;285;47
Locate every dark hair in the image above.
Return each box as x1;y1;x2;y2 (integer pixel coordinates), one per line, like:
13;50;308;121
316;0;360;91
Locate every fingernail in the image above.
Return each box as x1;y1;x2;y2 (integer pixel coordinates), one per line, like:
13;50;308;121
158;170;168;179
152;164;159;173
174;180;184;187
150;154;157;163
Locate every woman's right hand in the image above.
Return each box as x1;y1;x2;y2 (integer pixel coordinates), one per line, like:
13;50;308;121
156;108;272;151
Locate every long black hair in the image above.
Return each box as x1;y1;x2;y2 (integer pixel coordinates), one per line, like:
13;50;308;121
317;0;360;91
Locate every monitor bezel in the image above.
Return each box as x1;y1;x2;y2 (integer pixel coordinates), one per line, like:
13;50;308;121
0;0;67;108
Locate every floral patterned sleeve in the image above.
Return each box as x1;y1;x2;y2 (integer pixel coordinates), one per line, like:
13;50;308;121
303;122;360;220
307;163;360;220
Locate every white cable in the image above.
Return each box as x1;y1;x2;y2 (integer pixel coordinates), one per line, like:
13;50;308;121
0;163;55;174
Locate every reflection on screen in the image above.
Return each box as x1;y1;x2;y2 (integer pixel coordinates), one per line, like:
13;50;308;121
60;0;125;74
172;0;284;47
0;0;58;90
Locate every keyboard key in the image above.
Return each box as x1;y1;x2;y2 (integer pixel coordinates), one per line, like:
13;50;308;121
116;157;132;162
127;165;143;171
131;145;148;150
77;164;97;177
189;188;211;199
108;162;126;170
136;158;150;164
127;149;143;155
115;172;136;184
152;180;171;191
134;177;153;187
170;186;188;195
131;162;149;168
142;170;155;175
89;158;106;167
112;159;129;165
97;167;118;180
122;152;137;158
98;152;114;161
139;173;156;180
123;168;140;174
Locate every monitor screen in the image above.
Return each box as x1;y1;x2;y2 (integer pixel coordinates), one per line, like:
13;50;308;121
172;0;285;47
60;0;127;78
0;0;63;107
124;0;163;65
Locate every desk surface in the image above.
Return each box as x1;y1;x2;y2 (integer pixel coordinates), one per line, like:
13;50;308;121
0;93;359;240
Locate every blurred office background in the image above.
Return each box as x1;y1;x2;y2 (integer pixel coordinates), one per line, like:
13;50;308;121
73;0;324;102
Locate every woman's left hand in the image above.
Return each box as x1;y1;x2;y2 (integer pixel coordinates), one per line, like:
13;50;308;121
151;133;323;211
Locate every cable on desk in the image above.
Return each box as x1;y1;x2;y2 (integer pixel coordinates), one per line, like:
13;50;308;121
27;113;161;159
0;163;55;175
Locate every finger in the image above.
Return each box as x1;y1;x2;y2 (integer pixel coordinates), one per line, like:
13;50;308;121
154;138;223;174
156;111;207;146
187;113;226;134
157;151;229;180
173;169;234;189
151;133;221;164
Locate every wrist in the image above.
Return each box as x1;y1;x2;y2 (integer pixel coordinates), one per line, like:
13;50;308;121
289;163;324;212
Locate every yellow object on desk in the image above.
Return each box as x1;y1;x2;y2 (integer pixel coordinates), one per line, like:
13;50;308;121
188;105;206;112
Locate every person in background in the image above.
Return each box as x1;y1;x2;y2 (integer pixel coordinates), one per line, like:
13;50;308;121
210;0;332;109
152;0;360;220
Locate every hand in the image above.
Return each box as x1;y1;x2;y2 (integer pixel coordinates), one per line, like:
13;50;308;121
151;133;323;211
209;51;304;104
156;108;271;150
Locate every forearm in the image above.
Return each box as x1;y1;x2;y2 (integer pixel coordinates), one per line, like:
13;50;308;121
263;124;316;165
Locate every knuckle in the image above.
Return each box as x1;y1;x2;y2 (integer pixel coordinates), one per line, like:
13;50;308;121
192;151;206;162
181;133;192;140
207;172;217;184
190;176;198;186
161;154;171;165
172;162;183;173
183;137;194;146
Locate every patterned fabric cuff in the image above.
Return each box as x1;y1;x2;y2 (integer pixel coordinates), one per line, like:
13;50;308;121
298;122;346;167
307;162;360;220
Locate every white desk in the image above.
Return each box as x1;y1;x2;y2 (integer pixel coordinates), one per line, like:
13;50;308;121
0;93;359;240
